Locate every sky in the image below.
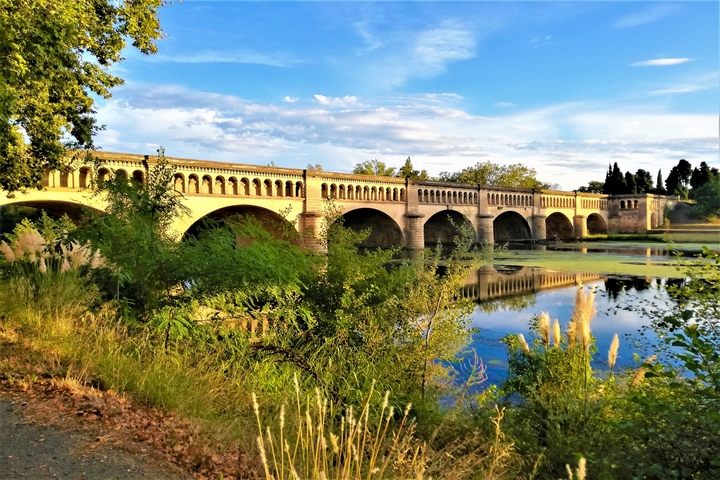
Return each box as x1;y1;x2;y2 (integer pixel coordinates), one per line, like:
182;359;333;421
95;1;719;190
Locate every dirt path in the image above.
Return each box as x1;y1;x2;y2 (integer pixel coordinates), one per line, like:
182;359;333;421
0;397;182;479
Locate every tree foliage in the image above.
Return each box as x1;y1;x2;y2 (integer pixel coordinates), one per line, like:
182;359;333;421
576;180;604;194
440;161;550;189
396;157;429;180
0;0;164;193
353;159;396;177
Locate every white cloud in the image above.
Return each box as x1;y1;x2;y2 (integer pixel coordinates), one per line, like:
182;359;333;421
613;5;678;29
141;50;299;67
95;84;717;190
413;21;476;74
313;94;359;107
650;84;711;95
283;96;299;103
631;58;692;67
495;102;516;108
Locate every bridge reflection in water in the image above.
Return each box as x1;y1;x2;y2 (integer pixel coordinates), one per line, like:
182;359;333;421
460;265;604;303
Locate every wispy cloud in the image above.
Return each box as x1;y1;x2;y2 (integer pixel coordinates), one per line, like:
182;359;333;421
96;84;717;189
145;51;299;67
632;58;692;67
495;102;516;108
613;4;678;29
283;96;299;103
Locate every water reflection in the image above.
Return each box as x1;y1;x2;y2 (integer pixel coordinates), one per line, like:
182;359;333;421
456;271;676;388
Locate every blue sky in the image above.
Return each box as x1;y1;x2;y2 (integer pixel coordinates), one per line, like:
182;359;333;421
96;1;719;189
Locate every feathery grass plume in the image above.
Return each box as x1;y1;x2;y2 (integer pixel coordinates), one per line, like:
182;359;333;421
518;333;530;353
61;258;71;273
67;241;92;268
566;457;586;480
0;241;15;262
631;355;657;387
568;288;597;351
552;319;561;348
39;256;47;274
608;333;619;370
538;312;551;347
90;249;104;269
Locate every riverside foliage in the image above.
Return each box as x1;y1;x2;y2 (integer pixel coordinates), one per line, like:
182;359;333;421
1;158;719;478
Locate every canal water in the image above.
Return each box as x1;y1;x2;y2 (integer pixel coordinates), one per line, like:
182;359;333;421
459;243;689;388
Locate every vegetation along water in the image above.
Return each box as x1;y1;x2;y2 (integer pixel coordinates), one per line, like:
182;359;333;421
2;159;720;479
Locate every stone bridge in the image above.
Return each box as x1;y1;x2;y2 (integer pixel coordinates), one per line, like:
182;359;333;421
0;151;677;251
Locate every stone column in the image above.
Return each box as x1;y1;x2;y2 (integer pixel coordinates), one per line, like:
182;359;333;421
573;215;587;238
532;214;547;241
476;213;495;245
404;212;425;250
302;212;326;254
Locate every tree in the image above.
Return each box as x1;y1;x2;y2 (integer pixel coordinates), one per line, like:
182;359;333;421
306;163;323;171
0;0;164;193
396;157;429;180
624;171;637;194
694;175;720;219
690;161;718;191
353;159;396;177
655;169;666;194
439;161;550;189
666;159;693;199
603;163;626;194
635;169;654;194
577;181;604;194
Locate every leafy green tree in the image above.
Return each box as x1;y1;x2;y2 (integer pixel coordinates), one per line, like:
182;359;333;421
693;175;720;219
690;161;718;191
635;169;654;194
396;157;429;180
353;159;396;176
577;180;604;194
0;0;164;193
439;161;549;189
666;159;693;198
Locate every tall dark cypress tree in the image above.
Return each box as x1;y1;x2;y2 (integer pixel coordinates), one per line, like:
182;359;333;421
656;169;665;194
625;171;637;194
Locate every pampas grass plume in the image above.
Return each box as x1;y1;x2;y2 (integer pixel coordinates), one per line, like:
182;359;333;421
518;333;530;353
538;312;550;347
0;241;15;262
608;333;619;370
552;319;561;348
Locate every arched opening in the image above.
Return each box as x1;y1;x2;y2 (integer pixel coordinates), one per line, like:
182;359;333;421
60;170;71;188
493;211;531;241
184;205;296;241
587;213;608;234
201;175;212;194
1;201;99;237
546;212;574;239
424;210;473;247
285;181;293;197
275;180;284;197
188;175;199;194
340;208;404;249
79;167;91;189
173;173;185;193
228;177;239;195
215;176;226;195
132;170;145;185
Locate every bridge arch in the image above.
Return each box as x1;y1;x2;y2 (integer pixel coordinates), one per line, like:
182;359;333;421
423;210;473;247
183;205;295;241
493;211;531;241
546;212;574;239
0;199;100;229
340;207;404;249
587;213;608;234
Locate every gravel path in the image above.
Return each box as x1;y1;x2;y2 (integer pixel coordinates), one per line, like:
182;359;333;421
0;398;182;479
